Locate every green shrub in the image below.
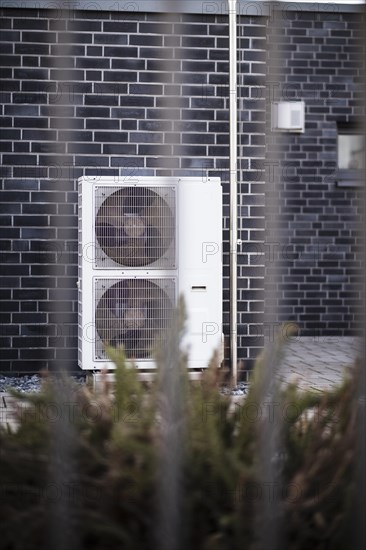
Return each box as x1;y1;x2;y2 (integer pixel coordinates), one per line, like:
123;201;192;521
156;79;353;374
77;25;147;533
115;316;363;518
0;312;362;550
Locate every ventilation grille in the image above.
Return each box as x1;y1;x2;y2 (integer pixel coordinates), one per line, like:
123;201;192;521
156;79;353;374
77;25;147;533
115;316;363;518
94;278;176;361
290;109;301;128
94;185;176;269
271;101;305;132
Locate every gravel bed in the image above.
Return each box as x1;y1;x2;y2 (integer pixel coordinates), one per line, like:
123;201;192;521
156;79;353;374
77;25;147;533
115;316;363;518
0;374;86;394
220;381;250;397
1;374;249;396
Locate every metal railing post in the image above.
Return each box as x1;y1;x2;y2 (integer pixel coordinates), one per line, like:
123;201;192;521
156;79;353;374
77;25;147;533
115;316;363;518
229;0;238;385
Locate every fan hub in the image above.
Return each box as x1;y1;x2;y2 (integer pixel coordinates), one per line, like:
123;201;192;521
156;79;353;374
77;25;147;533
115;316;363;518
123;215;145;238
124;308;146;329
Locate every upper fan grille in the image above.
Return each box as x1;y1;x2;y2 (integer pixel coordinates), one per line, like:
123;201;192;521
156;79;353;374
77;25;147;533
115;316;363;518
94;186;176;268
94;278;176;361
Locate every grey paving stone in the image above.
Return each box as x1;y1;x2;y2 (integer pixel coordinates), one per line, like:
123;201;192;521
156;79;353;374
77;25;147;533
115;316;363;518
278;337;361;391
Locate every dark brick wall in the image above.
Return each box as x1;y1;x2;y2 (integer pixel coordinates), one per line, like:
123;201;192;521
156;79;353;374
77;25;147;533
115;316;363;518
266;9;364;340
0;7;363;373
0;8;238;372
236;16;267;364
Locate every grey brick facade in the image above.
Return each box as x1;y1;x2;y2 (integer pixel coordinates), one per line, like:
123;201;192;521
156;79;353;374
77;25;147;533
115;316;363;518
266;8;364;344
0;4;364;373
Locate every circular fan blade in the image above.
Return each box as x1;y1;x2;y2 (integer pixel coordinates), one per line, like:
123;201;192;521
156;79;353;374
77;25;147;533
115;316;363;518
117;238;149;267
95;281;128;343
95;222;126;250
95;279;173;359
139;197;167;228
122;187;155;215
95;187;174;267
140;197;174;237
98;207;124;226
109;330;147;358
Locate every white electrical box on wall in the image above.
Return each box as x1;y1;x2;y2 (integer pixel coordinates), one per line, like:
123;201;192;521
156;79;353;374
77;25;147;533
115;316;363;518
271;101;305;133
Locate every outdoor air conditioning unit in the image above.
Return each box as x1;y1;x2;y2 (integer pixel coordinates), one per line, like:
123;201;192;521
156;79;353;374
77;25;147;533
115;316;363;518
271;101;305;133
78;176;223;375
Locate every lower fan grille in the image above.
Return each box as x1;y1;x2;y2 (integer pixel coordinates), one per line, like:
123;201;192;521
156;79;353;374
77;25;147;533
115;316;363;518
94;278;176;361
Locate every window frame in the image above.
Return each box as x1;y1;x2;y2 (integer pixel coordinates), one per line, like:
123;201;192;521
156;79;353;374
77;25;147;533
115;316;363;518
336;121;364;188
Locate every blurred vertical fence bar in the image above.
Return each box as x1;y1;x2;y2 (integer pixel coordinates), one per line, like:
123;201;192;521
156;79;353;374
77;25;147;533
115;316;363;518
254;4;284;550
49;3;78;374
356;7;366;547
48;4;79;549
152;9;185;550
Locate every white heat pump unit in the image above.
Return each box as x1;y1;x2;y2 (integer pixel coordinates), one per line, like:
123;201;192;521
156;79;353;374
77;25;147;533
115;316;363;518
271;101;305;133
78;176;222;374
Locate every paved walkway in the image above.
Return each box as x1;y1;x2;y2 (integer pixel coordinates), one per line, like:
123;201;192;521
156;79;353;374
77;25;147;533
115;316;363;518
277;336;362;392
0;393;19;432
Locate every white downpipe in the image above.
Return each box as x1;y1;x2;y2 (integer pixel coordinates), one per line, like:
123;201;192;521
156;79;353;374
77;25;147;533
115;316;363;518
228;0;238;386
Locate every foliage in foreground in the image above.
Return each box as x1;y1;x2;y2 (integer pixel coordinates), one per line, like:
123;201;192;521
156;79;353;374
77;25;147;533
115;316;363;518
0;320;363;550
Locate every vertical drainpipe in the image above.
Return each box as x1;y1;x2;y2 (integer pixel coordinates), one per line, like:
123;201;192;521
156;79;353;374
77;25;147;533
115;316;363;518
228;0;238;385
